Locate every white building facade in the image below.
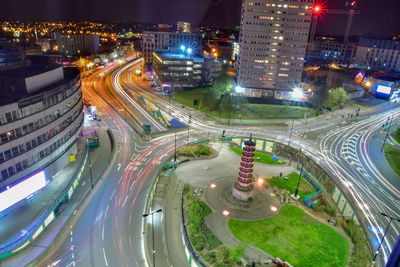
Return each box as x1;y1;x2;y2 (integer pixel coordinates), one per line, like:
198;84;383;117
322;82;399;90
236;0;313;98
0;67;83;190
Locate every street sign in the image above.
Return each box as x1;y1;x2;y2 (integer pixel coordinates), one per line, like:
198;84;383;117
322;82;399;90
143;125;151;135
69;155;76;162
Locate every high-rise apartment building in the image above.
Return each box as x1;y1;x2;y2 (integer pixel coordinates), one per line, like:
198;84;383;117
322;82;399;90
142;31;202;66
57;34;100;56
236;0;313;98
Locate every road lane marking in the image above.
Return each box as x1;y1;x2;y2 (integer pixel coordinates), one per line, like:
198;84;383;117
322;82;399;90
103;247;109;266
117;163;121;171
131;153;136;161
102;224;105;241
110;189;116;200
104;205;109;218
66;261;75;267
70;231;73;236
118;175;123;184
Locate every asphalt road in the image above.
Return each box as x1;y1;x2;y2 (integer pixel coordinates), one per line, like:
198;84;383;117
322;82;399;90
115;58;400;265
33;57;400;267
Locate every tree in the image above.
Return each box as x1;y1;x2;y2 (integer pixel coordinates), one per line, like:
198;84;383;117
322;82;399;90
216;245;231;264
229;246;245;263
326;87;347;106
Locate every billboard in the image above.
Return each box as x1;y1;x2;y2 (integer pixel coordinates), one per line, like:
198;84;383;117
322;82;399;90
376;85;392;95
0;171;46;213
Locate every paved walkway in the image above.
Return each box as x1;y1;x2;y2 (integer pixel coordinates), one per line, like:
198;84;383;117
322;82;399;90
173;142;296;264
0;127;113;266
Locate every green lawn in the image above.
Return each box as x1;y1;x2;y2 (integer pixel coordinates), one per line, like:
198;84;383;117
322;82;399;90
267;172;315;199
384;144;400;177
242;104;316;119
172;87;316;120
393;135;400;144
230;146;286;165
228;205;350;267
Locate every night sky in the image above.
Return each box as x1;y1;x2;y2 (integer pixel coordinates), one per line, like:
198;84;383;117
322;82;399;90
0;0;399;36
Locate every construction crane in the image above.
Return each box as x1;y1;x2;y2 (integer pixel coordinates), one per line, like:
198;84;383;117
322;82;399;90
309;1;360;44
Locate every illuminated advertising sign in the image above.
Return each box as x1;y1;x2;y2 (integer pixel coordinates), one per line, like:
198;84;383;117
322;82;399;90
44;211;55;227
0;171;46;213
32;225;44;240
376;85;392;95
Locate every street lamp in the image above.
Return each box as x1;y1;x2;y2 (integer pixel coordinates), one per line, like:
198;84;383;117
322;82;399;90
187;48;193;55
372;213;400;263
143;209;163;267
86;138;94;189
180;45;186;52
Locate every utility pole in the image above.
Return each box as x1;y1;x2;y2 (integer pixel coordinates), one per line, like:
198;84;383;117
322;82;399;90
294;163;303;197
143;209;163;267
187;113;191;144
372;213;400;263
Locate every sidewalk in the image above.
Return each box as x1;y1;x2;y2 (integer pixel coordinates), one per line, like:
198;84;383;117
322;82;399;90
0;138;86;252
0;126;113;266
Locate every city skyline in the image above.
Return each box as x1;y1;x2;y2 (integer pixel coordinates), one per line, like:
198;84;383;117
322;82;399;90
0;0;399;37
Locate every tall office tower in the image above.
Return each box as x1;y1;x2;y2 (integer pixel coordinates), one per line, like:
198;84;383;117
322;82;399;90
236;0;313;98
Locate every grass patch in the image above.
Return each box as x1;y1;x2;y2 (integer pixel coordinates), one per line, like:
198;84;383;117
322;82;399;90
230;145;285;165
228;205;350;267
267;172;315;199
242;104;316;119
384;144;400;177
393;135;400;144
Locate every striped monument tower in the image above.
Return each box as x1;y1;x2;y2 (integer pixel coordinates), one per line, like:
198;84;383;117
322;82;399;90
232;134;255;201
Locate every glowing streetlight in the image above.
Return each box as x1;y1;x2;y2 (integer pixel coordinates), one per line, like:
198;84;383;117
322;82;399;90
180;45;186;51
270;206;278;212
210;183;216;189
365;81;372;88
292;87;304;99
222;210;230;216
187;48;193;55
257;177;264;186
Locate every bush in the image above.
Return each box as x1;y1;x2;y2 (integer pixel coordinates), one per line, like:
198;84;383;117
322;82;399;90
192;234;205;251
188;225;199;235
216;244;231;264
314;204;337;216
229;246;245;263
203;252;217;264
341;219;371;267
179;145;198;157
196;144;212;156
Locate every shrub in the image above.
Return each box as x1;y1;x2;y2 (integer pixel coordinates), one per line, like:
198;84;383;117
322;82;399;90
216;245;231;264
179;146;198;157
196;144;212;156
314;203;337;216
188;225;200;235
229;246;245;263
192;234;205;251
341;219;371;267
203;252;217;264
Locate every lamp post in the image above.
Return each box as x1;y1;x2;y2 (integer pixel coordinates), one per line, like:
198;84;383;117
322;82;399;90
381;114;394;152
86;138;94;189
174;131;177;162
372;213;400;263
143;209;163;267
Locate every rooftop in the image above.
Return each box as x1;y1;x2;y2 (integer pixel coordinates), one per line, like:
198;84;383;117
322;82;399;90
154;49;204;62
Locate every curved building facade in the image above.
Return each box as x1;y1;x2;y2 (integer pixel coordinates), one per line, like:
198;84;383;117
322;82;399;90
0;66;83;190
